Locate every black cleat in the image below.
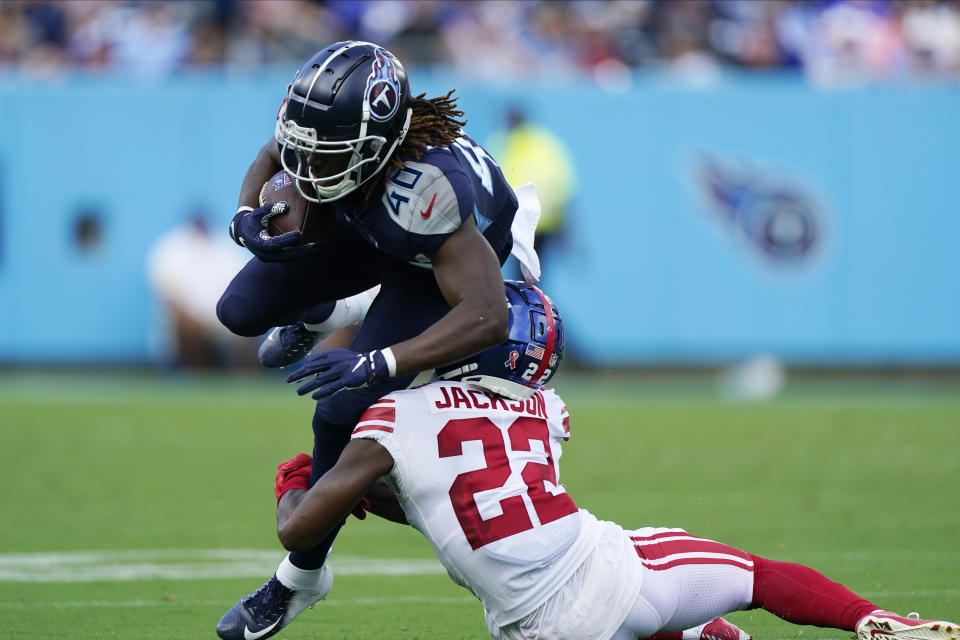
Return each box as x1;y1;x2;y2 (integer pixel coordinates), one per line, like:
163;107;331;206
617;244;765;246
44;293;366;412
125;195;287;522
258;322;324;368
216;567;332;640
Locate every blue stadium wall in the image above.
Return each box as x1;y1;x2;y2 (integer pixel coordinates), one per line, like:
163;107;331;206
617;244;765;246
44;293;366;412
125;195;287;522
0;71;957;365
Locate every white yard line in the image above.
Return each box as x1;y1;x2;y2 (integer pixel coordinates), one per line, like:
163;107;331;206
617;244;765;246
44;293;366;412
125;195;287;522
0;595;477;609
0;550;444;583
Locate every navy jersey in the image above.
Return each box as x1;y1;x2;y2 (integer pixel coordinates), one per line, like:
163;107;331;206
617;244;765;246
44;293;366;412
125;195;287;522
335;135;518;268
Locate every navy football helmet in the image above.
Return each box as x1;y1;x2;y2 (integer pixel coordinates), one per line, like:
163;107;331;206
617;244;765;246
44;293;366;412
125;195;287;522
436;281;564;399
275;41;413;203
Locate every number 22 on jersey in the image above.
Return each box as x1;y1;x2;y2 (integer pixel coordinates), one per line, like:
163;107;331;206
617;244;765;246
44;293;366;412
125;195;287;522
438;416;577;550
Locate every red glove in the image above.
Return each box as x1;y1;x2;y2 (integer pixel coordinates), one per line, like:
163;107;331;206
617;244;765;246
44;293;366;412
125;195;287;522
275;453;312;504
351;497;371;520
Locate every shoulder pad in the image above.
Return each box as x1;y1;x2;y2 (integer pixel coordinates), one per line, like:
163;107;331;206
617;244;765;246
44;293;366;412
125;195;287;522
381;160;471;237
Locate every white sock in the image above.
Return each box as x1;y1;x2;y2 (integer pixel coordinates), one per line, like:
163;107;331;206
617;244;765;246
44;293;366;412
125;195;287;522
275;554;326;591
683;623;707;640
303;286;379;334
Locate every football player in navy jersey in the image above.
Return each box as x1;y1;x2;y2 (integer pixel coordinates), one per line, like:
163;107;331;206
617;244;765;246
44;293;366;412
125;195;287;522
215;41;533;639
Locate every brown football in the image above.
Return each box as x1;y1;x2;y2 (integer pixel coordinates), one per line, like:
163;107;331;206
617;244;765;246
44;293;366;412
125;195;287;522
258;171;333;244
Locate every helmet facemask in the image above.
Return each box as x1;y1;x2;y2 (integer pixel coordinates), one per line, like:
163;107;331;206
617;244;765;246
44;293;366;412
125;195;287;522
275;89;412;204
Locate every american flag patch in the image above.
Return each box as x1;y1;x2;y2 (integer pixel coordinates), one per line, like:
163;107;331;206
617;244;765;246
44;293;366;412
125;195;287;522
525;344;545;360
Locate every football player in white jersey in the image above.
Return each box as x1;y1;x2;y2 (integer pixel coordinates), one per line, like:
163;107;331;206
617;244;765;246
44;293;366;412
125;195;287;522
269;282;959;640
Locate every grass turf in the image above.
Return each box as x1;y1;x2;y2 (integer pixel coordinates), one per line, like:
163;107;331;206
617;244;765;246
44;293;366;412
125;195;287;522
1;371;958;639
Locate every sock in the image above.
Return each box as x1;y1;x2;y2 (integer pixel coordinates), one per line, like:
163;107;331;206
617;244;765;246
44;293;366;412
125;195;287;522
276;553;326;590
302;288;377;333
642;623;704;640
288;524;340;571
682;623;708;640
300;301;336;327
748;555;879;631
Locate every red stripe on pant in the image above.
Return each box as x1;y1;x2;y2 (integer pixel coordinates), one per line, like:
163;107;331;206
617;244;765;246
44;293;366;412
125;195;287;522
635;538;752;564
630;530;700;543
641;556;754;572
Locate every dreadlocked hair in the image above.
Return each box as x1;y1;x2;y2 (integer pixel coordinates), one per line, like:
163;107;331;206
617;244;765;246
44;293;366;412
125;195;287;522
364;90;466;204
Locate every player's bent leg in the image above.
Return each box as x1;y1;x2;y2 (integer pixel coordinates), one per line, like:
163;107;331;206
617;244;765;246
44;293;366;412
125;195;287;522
215;555;333;640
218;219;383;338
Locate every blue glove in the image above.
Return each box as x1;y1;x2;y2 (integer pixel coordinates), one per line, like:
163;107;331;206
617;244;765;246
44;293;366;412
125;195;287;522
229;202;316;263
287;348;391;399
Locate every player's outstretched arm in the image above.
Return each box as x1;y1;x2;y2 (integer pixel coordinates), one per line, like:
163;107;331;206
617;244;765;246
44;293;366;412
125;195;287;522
389;215;509;376
276;439;395;552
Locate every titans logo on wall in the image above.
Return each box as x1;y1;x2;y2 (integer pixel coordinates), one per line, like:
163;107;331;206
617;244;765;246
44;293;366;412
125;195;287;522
365;49;401;122
695;157;829;268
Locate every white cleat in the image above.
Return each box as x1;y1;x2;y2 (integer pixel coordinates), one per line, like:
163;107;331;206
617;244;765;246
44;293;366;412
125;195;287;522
856;611;960;640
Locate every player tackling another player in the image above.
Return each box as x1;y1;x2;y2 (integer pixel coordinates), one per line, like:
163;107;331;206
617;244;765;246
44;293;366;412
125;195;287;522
218;281;959;640
216;39;544;634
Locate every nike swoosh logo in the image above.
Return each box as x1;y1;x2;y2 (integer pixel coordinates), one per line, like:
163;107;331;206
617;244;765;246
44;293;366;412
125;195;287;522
244;619;281;640
420;193;437;219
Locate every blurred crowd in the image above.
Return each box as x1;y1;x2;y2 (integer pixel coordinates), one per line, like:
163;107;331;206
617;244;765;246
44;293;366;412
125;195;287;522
1;0;959;86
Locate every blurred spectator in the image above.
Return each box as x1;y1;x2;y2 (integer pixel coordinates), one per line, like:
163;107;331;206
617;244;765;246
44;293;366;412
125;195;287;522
1;0;959;84
146;211;256;369
900;0;960;75
486;106;576;282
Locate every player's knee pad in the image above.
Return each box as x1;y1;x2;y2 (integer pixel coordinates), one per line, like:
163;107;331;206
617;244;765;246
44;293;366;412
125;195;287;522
216;293;269;337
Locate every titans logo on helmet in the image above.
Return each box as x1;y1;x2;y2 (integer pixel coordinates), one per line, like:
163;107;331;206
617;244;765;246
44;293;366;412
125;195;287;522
366;49;401;122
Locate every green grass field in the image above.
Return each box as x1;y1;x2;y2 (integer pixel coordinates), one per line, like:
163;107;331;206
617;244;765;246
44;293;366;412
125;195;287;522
1;371;958;639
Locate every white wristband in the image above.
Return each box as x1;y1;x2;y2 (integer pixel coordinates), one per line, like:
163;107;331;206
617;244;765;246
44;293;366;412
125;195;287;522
237;206;254;214
381;347;397;378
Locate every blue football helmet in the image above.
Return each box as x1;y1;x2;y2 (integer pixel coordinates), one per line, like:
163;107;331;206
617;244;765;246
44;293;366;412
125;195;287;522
436;281;564;399
275;41;413;204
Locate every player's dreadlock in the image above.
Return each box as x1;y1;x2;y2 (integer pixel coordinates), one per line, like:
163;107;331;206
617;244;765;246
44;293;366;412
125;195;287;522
365;90;467;203
395;90;466;164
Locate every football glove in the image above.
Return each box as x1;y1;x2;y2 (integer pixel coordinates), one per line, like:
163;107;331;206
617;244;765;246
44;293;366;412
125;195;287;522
274;455;372;521
287;348;391;400
275;453;312;504
351;497;371;521
230;202;315;262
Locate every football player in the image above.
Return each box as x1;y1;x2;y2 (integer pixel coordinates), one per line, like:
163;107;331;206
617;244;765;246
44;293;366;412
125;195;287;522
249;282;958;640
216;41;534;638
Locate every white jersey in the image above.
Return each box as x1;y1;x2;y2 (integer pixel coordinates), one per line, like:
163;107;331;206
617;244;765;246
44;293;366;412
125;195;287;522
351;381;607;627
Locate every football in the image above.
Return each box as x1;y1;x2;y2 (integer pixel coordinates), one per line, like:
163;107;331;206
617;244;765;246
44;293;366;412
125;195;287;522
258;170;332;243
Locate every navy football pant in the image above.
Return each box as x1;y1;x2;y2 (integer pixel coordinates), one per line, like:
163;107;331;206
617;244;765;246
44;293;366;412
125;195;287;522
217;218;451;569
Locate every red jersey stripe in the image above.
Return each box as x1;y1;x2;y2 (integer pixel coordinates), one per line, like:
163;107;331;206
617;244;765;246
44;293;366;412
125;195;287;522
352;425;395;435
359;405;396;423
